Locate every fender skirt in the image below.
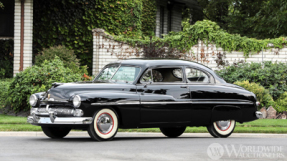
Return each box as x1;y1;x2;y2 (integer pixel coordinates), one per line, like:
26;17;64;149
211;105;242;122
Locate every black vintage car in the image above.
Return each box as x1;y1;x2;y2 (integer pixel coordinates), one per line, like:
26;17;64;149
27;59;262;141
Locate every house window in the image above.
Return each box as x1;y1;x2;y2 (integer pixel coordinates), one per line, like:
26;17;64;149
168;10;172;32
160;6;164;38
0;0;14;37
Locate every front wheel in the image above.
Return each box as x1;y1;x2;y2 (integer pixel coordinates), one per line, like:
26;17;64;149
41;127;71;139
160;127;186;138
207;120;236;138
87;108;119;141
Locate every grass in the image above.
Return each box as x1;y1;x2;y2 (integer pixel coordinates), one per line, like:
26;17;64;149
0;114;28;124
0;124;41;131
0;114;286;133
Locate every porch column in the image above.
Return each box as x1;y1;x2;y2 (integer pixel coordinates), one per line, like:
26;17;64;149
14;0;33;76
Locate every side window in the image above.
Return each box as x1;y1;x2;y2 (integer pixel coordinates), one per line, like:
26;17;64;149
111;66;140;82
140;70;152;82
185;68;209;83
140;67;183;83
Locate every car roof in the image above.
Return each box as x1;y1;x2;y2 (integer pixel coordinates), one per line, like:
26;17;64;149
113;59;211;69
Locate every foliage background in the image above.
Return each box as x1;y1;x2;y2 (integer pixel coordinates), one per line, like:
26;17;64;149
33;0;157;75
115;20;286;57
141;0;157;36
0;79;11;109
6;56;83;112
217;61;287;100
0;40;13;78
35;45;89;75
196;0;287;39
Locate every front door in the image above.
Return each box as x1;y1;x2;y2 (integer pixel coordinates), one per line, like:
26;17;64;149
137;67;191;125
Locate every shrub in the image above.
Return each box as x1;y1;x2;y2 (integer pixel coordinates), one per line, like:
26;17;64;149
218;61;287;100
234;81;275;109
35;45;89;75
6;56;83;112
0;79;12;109
275;92;287;113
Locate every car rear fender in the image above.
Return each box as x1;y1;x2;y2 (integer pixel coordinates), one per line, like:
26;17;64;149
211;105;242;122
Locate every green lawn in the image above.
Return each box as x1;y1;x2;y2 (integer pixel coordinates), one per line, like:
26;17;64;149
0;114;286;133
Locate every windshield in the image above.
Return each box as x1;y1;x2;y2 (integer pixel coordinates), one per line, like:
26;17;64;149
95;64;120;81
95;65;141;83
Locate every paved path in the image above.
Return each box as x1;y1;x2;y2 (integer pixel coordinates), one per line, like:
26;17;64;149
0;132;286;161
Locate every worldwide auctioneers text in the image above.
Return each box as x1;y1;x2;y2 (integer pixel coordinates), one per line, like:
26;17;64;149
207;143;285;160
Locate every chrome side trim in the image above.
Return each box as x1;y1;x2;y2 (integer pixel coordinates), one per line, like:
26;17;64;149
142;101;253;105
191;101;254;105
91;100;254;105
27;116;93;125
91;100;140;106
141;102;191;105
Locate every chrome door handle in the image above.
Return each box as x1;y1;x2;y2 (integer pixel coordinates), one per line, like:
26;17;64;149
180;86;188;88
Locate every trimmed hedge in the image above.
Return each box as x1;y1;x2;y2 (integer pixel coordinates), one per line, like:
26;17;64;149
275;92;287;113
218;61;287;100
0;79;12;109
35;45;89;75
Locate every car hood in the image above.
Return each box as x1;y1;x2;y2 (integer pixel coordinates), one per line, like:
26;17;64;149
46;82;136;102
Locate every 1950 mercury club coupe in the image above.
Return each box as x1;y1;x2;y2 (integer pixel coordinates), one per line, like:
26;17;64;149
27;59;262;141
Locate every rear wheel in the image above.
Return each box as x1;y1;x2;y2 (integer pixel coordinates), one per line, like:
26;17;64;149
207;120;236;138
41;127;71;139
160;127;186;138
87;108;119;141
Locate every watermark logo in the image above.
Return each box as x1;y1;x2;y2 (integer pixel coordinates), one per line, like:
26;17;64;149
207;143;285;160
207;143;224;160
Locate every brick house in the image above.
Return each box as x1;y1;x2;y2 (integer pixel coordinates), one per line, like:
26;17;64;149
0;0;197;76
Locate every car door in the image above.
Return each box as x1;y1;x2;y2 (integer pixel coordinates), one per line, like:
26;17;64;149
185;66;215;125
136;66;191;126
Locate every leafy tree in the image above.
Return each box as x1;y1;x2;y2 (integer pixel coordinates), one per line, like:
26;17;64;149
0;1;3;9
248;0;287;38
196;0;287;39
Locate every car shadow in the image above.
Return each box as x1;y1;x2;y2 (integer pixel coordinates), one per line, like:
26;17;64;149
28;136;213;142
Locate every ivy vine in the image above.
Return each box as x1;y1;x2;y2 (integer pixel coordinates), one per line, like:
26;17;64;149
33;0;154;75
114;20;287;57
141;0;157;36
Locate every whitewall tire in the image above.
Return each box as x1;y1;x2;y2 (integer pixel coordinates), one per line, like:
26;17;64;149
87;108;119;141
207;120;236;138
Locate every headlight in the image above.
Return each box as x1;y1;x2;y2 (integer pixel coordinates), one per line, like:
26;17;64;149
73;95;81;108
29;94;38;106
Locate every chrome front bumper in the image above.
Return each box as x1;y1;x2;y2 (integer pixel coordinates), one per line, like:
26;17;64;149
27;107;93;125
255;111;263;118
27;115;93;125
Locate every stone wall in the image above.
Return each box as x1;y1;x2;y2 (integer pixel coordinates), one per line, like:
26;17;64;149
92;28;287;75
92;29;143;75
191;41;287;70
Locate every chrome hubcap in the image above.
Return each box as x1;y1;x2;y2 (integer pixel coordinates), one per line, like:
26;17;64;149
97;113;114;134
216;120;231;131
